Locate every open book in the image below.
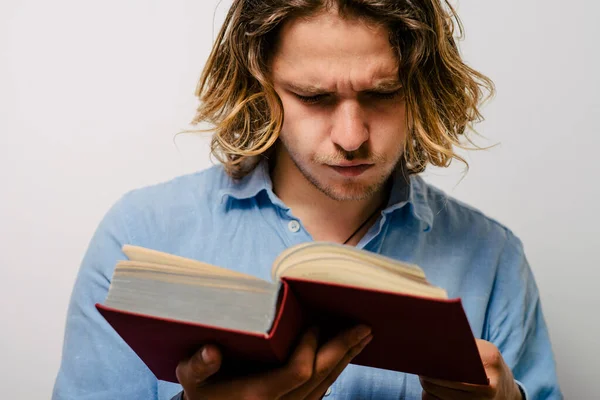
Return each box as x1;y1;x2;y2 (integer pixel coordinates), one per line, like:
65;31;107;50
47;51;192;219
97;242;488;385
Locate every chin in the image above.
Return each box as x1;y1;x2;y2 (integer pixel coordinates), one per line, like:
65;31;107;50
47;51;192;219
288;151;393;201
321;183;379;201
309;172;386;201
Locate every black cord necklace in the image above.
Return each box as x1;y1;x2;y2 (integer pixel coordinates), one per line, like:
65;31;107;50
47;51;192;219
342;205;382;245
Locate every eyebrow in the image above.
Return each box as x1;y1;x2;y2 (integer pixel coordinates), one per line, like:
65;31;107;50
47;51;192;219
283;79;403;95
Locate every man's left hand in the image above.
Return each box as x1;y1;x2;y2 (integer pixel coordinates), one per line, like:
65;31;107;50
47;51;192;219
419;339;523;400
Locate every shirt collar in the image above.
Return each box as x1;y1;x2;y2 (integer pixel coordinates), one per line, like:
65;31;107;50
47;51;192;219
383;166;434;231
219;159;433;231
219;158;273;201
218;159;291;211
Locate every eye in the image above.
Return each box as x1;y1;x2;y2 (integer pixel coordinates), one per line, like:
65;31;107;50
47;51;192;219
367;89;404;101
294;93;328;104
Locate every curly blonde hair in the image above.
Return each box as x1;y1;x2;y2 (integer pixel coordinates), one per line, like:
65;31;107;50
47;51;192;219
189;0;495;179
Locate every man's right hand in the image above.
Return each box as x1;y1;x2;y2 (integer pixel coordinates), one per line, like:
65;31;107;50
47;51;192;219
176;324;373;400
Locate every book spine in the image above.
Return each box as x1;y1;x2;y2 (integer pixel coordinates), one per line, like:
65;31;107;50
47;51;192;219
267;280;308;362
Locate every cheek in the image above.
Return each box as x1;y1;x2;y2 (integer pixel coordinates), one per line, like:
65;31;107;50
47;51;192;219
370;105;408;152
280;99;329;149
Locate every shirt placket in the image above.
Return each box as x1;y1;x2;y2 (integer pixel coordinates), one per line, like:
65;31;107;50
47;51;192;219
277;207;312;246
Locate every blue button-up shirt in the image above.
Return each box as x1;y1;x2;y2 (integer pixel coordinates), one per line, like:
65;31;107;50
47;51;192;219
52;161;562;399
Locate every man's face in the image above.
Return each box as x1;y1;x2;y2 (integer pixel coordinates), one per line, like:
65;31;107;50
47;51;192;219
270;9;408;201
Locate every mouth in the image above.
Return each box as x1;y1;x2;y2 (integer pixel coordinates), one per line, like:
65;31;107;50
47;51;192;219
328;163;374;177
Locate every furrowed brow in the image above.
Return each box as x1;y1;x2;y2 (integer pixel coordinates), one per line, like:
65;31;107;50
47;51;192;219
282;79;402;95
368;79;403;92
283;82;329;95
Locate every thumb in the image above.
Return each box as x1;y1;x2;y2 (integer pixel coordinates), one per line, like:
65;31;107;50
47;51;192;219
176;345;222;393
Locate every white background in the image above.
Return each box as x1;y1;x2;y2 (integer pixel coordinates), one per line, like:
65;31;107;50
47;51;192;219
1;0;598;398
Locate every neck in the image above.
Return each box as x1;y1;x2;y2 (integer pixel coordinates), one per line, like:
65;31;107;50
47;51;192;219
271;147;389;245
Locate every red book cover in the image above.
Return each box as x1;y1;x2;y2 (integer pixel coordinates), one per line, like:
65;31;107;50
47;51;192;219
284;277;488;385
96;277;488;385
96;279;305;383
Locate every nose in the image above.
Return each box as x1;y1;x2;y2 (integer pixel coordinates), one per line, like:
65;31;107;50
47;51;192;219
330;100;369;152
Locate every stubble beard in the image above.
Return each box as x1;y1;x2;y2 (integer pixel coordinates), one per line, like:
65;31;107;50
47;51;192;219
285;144;401;202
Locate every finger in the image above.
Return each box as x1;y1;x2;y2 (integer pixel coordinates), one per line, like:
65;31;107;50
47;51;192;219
306;334;373;400
282;325;371;400
253;326;320;398
176;345;222;395
476;339;501;366
420;377;493;400
193;328;319;400
313;324;371;373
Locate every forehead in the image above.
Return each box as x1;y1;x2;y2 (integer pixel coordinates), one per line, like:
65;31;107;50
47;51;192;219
270;9;399;90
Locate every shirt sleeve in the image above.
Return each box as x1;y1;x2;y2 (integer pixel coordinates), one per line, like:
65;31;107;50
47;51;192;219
51;196;162;399
485;230;563;400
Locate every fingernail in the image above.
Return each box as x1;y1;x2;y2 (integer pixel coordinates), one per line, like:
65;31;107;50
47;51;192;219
360;334;373;347
201;346;214;364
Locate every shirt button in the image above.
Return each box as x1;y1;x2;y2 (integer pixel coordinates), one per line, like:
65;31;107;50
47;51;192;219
324;387;332;396
288;220;300;233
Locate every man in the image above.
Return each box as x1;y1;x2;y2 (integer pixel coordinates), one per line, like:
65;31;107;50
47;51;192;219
53;0;562;399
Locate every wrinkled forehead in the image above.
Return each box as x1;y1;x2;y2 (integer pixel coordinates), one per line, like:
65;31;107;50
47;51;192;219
270;8;399;91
